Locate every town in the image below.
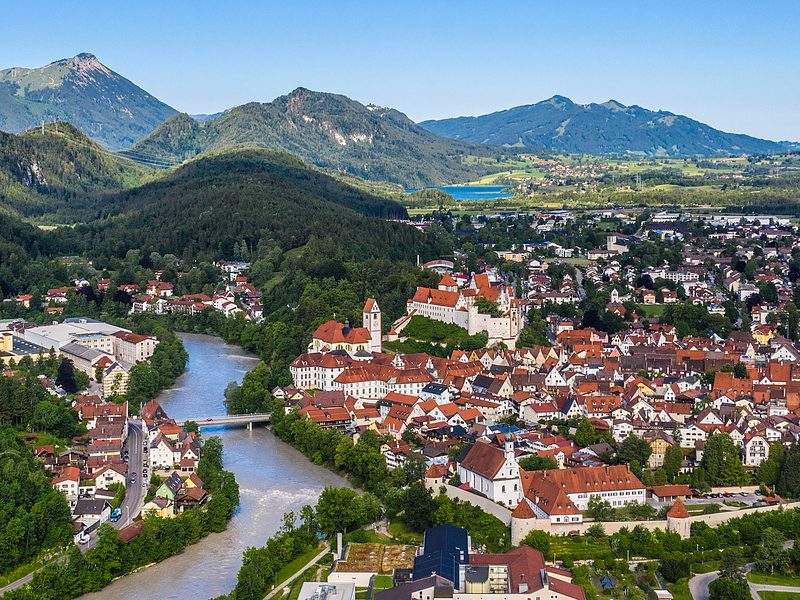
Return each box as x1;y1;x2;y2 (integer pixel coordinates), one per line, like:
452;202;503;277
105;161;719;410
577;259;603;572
4;205;800;600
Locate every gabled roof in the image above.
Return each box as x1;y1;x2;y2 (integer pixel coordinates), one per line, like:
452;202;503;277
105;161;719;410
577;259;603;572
459;441;506;480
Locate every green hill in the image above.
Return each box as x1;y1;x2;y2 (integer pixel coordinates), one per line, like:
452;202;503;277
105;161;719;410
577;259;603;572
0;122;156;222
420;95;785;156
0;53;177;151
0;146;446;268
124;88;511;188
76;149;440;261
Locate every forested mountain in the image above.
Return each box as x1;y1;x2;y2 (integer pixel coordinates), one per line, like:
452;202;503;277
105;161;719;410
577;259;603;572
73;149;441;261
0;149;448;300
125;88;511;187
420;95;786;156
0;54;177;150
0;123;156;222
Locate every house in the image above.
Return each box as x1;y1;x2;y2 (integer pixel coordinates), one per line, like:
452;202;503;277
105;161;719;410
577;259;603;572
457;435;521;507
73;499;112;526
143;495;173;518
52;465;81;497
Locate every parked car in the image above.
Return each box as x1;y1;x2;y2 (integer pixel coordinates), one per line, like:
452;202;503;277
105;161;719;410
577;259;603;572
131;477;136;484
78;532;90;545
110;508;121;522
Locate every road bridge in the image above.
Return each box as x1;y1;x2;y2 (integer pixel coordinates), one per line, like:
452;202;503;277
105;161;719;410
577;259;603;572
175;413;272;430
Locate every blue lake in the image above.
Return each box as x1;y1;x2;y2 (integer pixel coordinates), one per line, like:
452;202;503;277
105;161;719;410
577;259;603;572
406;185;513;201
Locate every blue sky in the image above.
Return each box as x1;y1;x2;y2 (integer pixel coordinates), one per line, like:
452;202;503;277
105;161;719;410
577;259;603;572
3;0;799;141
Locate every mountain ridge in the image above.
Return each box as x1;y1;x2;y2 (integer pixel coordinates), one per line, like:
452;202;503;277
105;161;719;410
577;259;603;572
124;87;512;188
0;53;177;151
419;95;787;156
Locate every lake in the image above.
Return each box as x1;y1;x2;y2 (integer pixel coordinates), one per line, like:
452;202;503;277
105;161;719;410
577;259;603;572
405;186;513;201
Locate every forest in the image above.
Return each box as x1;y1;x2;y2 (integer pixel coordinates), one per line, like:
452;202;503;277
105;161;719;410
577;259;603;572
0;425;74;577
1;435;239;600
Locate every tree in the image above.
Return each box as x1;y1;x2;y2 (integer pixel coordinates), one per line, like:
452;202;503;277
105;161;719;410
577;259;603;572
778;441;800;497
521;530;551;555
404;482;436;532
663;444;683;481
733;362;748;378
653;467;668;486
755;528;789;576
315;487;362;536
718;548;746;582
403;452;429;483
709;577;751;600
56;357;78;393
575;419;598;447
700;433;747;486
618;434;652;467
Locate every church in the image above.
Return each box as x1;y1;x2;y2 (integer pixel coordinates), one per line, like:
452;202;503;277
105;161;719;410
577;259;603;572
308;299;382;355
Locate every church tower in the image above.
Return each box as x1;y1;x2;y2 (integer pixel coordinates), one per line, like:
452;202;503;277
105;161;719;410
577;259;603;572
363;299;382;353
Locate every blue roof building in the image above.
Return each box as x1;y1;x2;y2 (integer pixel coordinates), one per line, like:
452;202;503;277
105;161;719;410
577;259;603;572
412;524;470;590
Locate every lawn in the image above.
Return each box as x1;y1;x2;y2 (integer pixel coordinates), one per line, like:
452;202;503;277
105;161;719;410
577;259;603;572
758;592;800;600
748;571;800;587
550;535;612;562
275;543;324;584
387;520;424;545
637;304;665;317
665;580;692;600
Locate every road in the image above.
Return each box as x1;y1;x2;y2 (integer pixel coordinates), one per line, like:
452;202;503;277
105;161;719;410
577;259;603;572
0;418;146;596
574;267;586;299
689;542;796;600
115;418;146;529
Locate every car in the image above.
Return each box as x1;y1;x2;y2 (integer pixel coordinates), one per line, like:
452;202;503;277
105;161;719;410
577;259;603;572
131;477;136;484
124;449;129;455
755;490;762;496
143;447;148;453
78;533;90;545
132;472;136;477
143;481;147;487
207;418;213;421
165;466;170;472
110;508;121;522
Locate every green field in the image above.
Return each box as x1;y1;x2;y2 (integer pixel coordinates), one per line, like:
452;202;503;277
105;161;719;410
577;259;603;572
748;571;800;587
637;304;666;317
758;592;800;600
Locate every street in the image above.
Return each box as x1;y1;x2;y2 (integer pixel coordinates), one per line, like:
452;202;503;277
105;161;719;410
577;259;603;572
115;418;146;530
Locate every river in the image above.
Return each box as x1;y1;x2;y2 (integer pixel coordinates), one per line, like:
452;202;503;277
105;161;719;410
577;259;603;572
89;333;350;600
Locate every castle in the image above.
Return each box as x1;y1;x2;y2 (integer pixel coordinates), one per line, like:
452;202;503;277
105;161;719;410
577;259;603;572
405;273;521;348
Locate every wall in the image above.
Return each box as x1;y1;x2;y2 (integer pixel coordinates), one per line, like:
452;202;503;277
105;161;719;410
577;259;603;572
511;502;791;545
442;484;513;525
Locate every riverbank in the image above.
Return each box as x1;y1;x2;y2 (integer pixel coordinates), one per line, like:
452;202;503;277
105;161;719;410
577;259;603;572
83;334;352;600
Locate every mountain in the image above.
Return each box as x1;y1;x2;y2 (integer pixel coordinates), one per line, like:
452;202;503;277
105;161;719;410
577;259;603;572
0;53;177;151
125;88;510;188
0;122;156;223
1;148;444;266
419;96;786;156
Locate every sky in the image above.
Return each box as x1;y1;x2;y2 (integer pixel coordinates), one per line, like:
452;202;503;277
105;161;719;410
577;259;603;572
3;0;799;141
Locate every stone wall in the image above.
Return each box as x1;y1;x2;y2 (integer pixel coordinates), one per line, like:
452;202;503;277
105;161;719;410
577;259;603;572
511;502;790;545
442;484;513;525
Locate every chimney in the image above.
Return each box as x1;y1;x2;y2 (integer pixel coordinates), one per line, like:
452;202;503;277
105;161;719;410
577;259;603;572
605;465;610;475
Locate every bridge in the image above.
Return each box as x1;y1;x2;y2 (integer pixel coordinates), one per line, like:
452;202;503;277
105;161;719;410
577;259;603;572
175;413;272;430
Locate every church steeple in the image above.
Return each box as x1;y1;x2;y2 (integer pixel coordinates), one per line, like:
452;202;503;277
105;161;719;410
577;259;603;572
363;298;381;353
